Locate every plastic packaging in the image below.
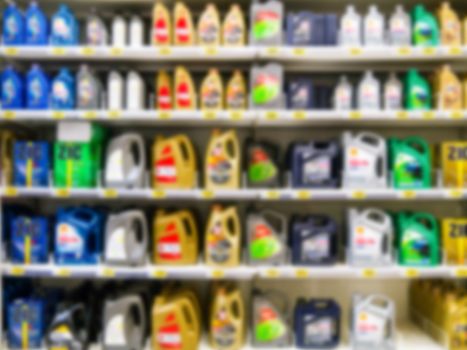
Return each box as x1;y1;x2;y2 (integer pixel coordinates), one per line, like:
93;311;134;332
226;70;247;110
358;71;381;110
7;298;46;348
288;79;314;110
250;63;284;109
174;66;197;109
246;140;279;188
404;69;432;110
51;68;75;110
111;15;127;47
13;141;50;187
412;5;440;47
198;3;221;46
156;71;173;109
10;215;49;264
26;64;50;109
201;69;224;110
437;2;461;46
50;4;79;45
129;15;144;47
340;5;362;46
442;218;467;265
250;0;283;45
25;1;49;45
174;2;196;45
441;141;467;187
1;66;24;109
384;73;403;110
364;5;385;46
86;10;108;46
77;65;102;110
107;70;124;110
223;4;246;46
333;75;353;110
388;5;411;46
434;65;462;110
152;2;172;45
126;71;145;110
2;1;25;45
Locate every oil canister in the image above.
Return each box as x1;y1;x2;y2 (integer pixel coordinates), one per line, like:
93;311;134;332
11;215;49;264
246;140;280;188
441;142;467;188
7;298;46;349
13;141;50;187
442;218;467;265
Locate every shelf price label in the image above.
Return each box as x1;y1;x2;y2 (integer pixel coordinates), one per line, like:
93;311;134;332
296;190;311;200
266;47;279;56
51;47;66;55
350;190;367;200
451;110;463;119
4;186;18;197
349;111;362;120
293;47;306;56
110;47;123;56
396;111;409;120
449;46;462;55
349;47;362;56
447;189;463;199
397;47;411;55
152;269;168;279
158;46;171;56
80;47;95;56
361;269;376;278
404;268;420;278
265;190;280;200
3;110;16;120
102;188;118;198
211;269;225;279
101;267;116;278
204;46;218;56
265;111;278;120
56;268;71;277
295;269;309;278
201;190;214;199
423;47;436;56
203;111;217;120
152;190;167;199
229;111;244;120
423;111;435;120
54;188;70;197
455;268;467;278
293;110;306;120
108;110;121;119
400;190;417;199
10;266;25;276
265;268;280;278
158;111;172;120
83;111;97;119
4;47;18;56
52;111;65;120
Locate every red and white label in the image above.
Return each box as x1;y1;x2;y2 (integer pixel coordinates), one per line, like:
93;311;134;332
155;146;177;184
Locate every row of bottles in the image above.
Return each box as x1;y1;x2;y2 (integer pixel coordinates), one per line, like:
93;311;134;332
6;203;467;268
6;279;398;350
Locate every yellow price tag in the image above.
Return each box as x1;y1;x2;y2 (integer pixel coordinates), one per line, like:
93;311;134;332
4;47;18;56
110;47;123;56
398;47;411;55
265;191;280;200
211;269;225;279
203;111;217;120
52;111;65;120
362;269;376;278
297;190;311;200
295;269;309;278
396;111;409;120
293;111;306;120
455;269;467;278
265;111;278;120
349;47;362;56
153;269;168;278
293;47;306;56
451;110;463;119
80;47;95;56
159;111;172;120
229;111;244;120
51;47;66;55
4;110;16;119
51;346;67;350
101;267;116;277
201;190;214;199
266;47;279;55
55;188;70;197
349;111;362;120
10;266;25;276
401;190;417;199
56;268;71;277
83;111;97;119
265;269;280;278
159;46;171;55
204;46;218;55
448;189;463;199
152;189;167;199
5;187;18;197
108;110;121;119
449;46;462;55
423;47;436;55
423;111;435;120
405;268;420;278
103;188;118;198
351;191;367;199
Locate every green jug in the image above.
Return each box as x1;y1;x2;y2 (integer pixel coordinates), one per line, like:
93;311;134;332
404;69;432;111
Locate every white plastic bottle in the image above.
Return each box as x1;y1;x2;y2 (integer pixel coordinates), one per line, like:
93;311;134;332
388;5;411;46
358;71;381;110
340;5;362;46
334;76;354;110
126;71;145;110
86;9;108;46
129;15;144;47
112;15;127;47
108;70;124;110
364;5;385;46
384;73;403;110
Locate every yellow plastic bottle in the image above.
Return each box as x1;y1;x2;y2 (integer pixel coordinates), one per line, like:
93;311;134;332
153;134;197;189
156;71;173;110
464;17;467;45
154;209;199;265
0;131;15;186
205;205;241;267
152;2;172;45
226;70;247;110
201;69;224;111
437;2;462;46
174;66;197;110
463;76;467;109
174;2;196;46
205;129;241;190
152;286;201;350
441;141;467;187
222;4;246;46
442;218;467;265
435;65;463;110
197;3;221;46
209;282;246;350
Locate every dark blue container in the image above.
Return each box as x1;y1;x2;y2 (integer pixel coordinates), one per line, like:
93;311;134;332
55;207;103;265
286;12;315;45
294;298;341;349
8;298;46;349
324;14;338;46
13;141;50;187
290;141;340;188
288;79;314;110
11;215;49;263
291;215;338;265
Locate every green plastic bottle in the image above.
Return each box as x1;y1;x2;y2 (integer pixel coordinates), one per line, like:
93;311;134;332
54;123;106;188
396;212;440;266
389;136;432;189
404;69;432;110
412;5;440;47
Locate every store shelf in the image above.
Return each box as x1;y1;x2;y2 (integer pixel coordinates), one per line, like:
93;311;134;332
3;263;467;280
0;109;465;126
1;187;466;201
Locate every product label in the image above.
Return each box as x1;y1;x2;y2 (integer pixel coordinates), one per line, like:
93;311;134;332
3;78;16;105
87;20;104;44
355;311;386;343
198;12;219;44
78;77;95;107
154;15;169;44
255;305;286;343
158;85;172;109
292;18;312;43
385;85;402;109
175;16;191;43
5;15;19;39
53;81;70;104
248;147;276;184
106;149;124;183
155;145;178;184
253;73;279;105
305;316;334;345
253;10;280;40
361;83;378;109
250;223;281;261
27;15;41;41
353;225;383;259
53;17;71;40
105;314;126;345
158;317;182;349
290;84;311;109
401;229;430;264
226;80;246;109
224;15;243;45
49;325;73;343
345;147;377;182
175;81;192;108
105;227;127;261
201;79;221;109
394;153;423;187
303;156;331;185
336;86;352;109
207;142;233;185
207;219;232;263
158;222;182;260
28;78;43;106
301;232;330;262
56;223;83;256
212;306;236;347
442;83;461;109
366;17;383;42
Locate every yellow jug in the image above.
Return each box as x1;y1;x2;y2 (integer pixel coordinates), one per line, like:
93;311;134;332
197;3;221;46
154;209;199;265
205;129;241;190
442;218;467;265
435;65;463;110
441;142;467;187
201;69;224;111
174;2;196;46
0;131;15;186
153;134;197;189
209;282;246;350
226;70;247;110
156;71;173;110
174;66;197;110
437;2;462;46
152;2;172;45
222;4;246;46
205;205;241;267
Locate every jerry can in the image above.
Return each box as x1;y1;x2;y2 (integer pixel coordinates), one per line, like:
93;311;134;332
153;134;197;189
103;294;146;350
441;142;467;188
252;289;292;347
46;303;90;350
294;298;341;349
389;137;432;189
247;209;287;265
154;209;199;265
1;131;16;186
174;66;197;109
11;215;49;264
351;294;395;350
290;140;340;188
396;212;440;266
8;298;46;349
205;205;241;267
246;140;280;188
291;215;338;266
342;132;387;189
152;286;201;350
442;218;467;265
54;122;106;188
250;63;285;109
13;141;50;187
205;129;241;190
347;208;393;266
104;133;146;189
209;282;246;350
104;210;148;266
55;207;103;265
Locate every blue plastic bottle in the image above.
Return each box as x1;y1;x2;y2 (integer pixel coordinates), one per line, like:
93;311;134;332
10;215;49;263
7;298;46;348
1;66;24;109
51;68;75;109
25;1;49;45
294;298;341;349
27;64;50;109
2;1;25;45
13;141;50;187
55;207;103;265
50;4;79;45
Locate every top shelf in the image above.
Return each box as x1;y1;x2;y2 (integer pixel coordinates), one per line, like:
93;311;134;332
2;45;467;64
